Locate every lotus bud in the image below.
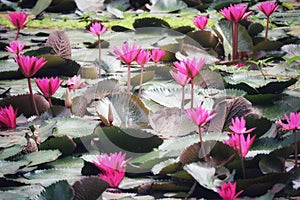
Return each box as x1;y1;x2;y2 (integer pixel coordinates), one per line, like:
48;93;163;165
108;104;113;126
65;88;72;109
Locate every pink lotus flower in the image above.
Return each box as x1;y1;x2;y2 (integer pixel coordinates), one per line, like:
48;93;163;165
93;152;131;188
136;49;151;67
277;112;300;131
185;105;216;127
193;15;209;30
151;48;166;63
67;75;86;92
217;182;243;200
229;117;256;135
88;22;107;36
15;55;47;78
174;57;206;79
111;41;140;65
219;4;252;24
36;77;62;98
224;133;256;158
170;70;190;87
7;11;28;30
6;40;25;55
0;105;17;129
257;1;279;17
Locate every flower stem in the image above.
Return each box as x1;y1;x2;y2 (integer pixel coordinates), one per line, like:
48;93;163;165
47;97;53;107
238;134;246;179
27;78;39;116
190;79;194;109
265;17;269;41
127;64;131;94
15;28;20;40
138;66;144;98
98;35;102;78
198;126;208;162
258;63;267;79
232;22;239;60
293;130;298;168
181;85;185;113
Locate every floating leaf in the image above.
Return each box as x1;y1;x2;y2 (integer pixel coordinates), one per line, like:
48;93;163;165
37;180;74;200
254;40;283;52
84;79;119;103
0;191;28;200
177;43;219;64
0;130;28;148
0;145;23;160
259;155;285;174
0;160;28;176
184;162;220;192
20;150;61;167
22;168;82;187
208;97;252;132
40;135;77;156
248;23;264;36
34;55;80;78
186;30;218;48
92;126;163;154
146;0;188;13
45;117;98;138
133;17;171;29
224;71;298;95
95;93;149;128
131;71;154;88
74;0;105;13
73;176;109;200
214;19;253;58
258;96;300;121
208;0;241;10
32;0;52;16
148;107;197;138
151;158;180;175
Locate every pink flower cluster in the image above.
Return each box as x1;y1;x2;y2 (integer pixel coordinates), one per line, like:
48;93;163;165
0;105;17;129
93;152;131;188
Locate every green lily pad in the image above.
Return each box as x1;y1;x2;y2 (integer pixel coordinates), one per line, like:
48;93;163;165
151;158;180;175
130;71;154;88
133;17;171;29
40;135;77;156
32;0;52;16
44;117;98;139
0;191;28;200
92;126;163;154
259;155;285;174
21;168;82;187
214;19;253;58
0;145;24;160
36;180;74;200
95;93;149;128
20;150;61;167
146;0;188;13
254;40;283;52
0;160;28;176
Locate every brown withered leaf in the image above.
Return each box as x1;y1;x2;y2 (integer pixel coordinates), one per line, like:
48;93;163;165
45;31;72;59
